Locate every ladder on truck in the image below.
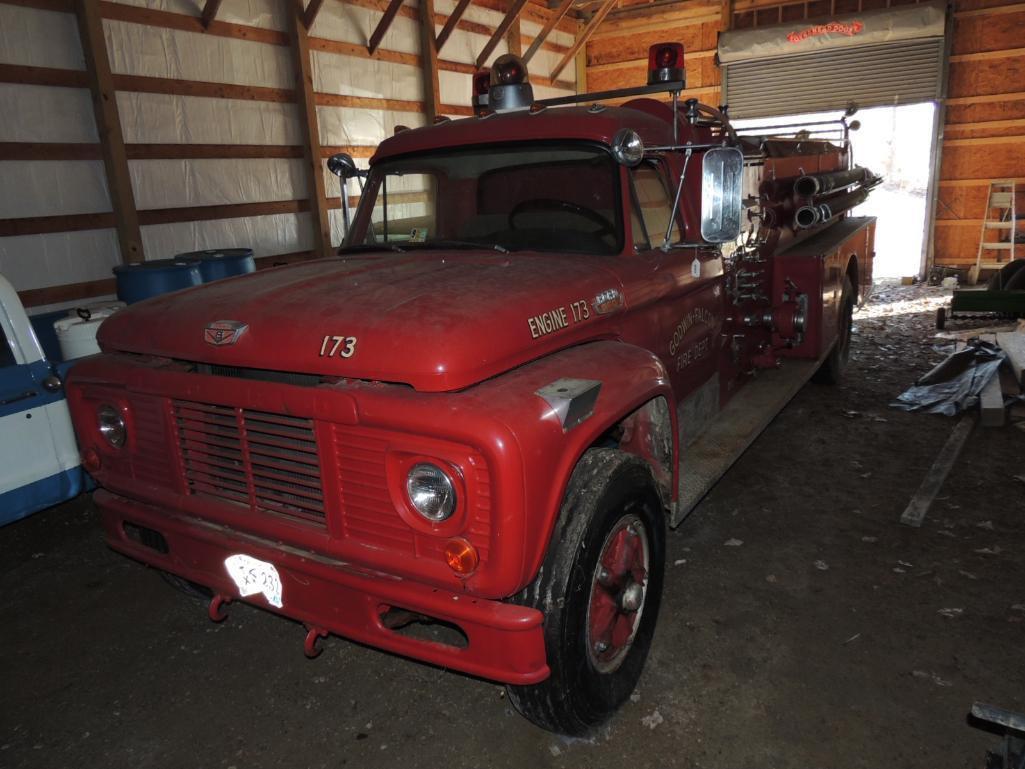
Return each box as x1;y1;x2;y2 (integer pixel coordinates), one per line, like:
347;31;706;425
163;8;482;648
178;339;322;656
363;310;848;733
969;180;1019;285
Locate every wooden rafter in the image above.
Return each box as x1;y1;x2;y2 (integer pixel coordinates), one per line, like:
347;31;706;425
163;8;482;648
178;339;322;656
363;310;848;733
435;0;472;53
302;0;326;29
720;0;733;31
74;0;144;263
287;0;332;257
474;0;529;68
419;0;441;120
368;0;405;54
523;0;572;64
550;0;615;80
199;0;223;28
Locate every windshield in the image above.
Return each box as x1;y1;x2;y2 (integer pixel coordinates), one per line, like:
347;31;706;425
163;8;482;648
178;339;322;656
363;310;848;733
345;143;623;255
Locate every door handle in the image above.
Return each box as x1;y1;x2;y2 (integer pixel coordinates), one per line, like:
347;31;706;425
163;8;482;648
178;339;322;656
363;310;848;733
0;390;37;406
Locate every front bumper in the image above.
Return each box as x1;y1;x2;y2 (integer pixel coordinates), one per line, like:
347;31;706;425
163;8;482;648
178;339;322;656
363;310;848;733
97;489;549;685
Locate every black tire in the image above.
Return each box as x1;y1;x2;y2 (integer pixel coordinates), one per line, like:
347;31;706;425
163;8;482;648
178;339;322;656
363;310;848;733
986;259;1025;290
159;570;213;602
1005;262;1025;291
813;274;855;385
936;306;947;331
506;449;666;735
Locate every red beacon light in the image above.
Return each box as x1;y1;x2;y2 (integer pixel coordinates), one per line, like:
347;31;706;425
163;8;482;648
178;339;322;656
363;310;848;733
472;67;490;116
486;54;533;113
647;42;686;86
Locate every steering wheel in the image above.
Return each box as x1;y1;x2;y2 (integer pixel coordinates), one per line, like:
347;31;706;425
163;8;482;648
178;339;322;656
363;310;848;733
508;198;616;238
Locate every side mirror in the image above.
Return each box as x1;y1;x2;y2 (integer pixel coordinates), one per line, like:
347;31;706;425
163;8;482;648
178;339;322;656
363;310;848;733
327;153;362;180
700;146;744;243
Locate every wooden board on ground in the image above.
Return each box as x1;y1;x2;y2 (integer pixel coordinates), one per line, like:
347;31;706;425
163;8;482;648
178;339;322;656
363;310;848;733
675;359;819;525
900;415;976;528
980;373;1007;427
996;331;1025;386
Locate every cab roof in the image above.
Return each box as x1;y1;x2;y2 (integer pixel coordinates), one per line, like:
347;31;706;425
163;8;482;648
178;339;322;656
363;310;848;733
371;100;683;164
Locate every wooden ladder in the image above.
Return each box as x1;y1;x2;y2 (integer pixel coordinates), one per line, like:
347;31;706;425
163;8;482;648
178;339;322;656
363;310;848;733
969;180;1018;285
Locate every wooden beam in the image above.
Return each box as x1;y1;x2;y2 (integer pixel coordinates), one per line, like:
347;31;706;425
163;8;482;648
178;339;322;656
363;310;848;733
74;0;144;264
551;0;615;81
899;415;976;527
17;278;117;309
199;0;223;28
435;0;472;53
368;0;405;54
505;5;522;57
523;0;572;64
302;0;326;29
475;0;530;68
720;0;733;31
419;0;441;121
287;0;332;257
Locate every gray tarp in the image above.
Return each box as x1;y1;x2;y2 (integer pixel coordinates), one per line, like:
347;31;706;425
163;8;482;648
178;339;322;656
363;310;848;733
717;1;946;64
892;340;1007;416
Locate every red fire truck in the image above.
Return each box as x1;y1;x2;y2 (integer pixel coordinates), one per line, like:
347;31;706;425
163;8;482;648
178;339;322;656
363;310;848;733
67;45;877;734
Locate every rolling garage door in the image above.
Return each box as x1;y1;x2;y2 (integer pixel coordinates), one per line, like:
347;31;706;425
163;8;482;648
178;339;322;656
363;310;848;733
719;1;948;119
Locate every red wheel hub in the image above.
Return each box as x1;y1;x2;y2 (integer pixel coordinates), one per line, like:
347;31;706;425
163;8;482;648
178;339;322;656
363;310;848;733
586;515;650;673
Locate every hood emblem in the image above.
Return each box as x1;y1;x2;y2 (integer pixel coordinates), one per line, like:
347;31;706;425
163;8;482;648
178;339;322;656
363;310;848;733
204;320;249;346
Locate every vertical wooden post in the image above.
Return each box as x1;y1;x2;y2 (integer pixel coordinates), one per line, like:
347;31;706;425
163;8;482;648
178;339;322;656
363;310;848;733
720;0;733;32
288;0;331;256
506;14;522;58
75;0;144;264
419;0;441;122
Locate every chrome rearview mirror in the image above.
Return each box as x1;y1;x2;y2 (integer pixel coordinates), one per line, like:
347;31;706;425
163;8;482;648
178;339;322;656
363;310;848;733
700;146;743;243
327;152;362;180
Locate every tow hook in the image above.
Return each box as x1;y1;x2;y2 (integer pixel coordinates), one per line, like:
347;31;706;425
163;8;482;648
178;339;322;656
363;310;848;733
208;593;232;623
304;625;328;659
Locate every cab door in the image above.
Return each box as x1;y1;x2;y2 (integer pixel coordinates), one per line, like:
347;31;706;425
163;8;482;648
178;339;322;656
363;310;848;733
624;160;724;411
0;298;80;525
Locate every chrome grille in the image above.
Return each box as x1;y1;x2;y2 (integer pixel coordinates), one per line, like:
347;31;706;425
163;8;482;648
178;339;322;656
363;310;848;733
173;400;326;524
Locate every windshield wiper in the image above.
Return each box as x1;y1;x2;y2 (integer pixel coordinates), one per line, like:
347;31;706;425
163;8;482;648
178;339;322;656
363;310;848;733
403;239;510;254
337;243;405;254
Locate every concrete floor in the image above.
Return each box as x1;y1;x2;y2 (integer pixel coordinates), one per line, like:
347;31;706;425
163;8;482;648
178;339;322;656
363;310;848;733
2;282;1023;768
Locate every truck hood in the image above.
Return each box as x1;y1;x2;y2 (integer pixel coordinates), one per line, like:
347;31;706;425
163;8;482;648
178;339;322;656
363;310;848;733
98;253;624;392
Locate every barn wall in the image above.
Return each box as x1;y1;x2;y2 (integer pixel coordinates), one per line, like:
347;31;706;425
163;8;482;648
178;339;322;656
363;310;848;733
587;0;1025;272
0;0;578;310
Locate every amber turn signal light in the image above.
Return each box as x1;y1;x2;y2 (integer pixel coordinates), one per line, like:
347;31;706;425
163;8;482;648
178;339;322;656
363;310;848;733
82;447;101;473
444;538;479;576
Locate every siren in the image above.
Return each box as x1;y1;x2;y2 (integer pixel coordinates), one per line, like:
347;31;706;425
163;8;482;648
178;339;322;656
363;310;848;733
472;67;490;116
647;42;686;86
487;54;534;113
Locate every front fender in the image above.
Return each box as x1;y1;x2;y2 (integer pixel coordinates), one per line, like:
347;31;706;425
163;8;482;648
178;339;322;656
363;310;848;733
460;340;677;592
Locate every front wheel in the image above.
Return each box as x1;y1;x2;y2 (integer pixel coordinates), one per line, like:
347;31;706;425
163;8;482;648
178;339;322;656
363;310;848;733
507;449;666;735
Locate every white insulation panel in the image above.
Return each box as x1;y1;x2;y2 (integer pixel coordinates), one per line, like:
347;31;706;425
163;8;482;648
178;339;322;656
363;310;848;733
0;85;97;143
0;230;122;291
141;212;312;260
129;158;306;209
0;162;111;219
109;0;288;30
0;5;84;70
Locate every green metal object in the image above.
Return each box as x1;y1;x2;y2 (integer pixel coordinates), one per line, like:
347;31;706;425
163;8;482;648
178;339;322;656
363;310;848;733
950;288;1025;315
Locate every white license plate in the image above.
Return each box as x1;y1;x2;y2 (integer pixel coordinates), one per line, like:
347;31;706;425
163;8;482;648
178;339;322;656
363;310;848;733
224;554;284;608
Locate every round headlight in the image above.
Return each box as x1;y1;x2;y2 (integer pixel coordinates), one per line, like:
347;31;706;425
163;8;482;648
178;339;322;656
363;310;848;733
405;463;456;522
97;404;126;448
612;128;644;167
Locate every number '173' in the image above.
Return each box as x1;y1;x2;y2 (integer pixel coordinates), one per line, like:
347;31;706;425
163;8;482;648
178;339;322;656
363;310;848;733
319;335;357;358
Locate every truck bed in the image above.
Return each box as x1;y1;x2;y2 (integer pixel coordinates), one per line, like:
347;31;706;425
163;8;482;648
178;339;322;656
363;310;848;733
673;359;820;525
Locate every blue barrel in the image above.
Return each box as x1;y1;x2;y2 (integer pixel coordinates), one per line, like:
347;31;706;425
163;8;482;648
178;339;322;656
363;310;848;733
113;258;203;304
178;248;256;282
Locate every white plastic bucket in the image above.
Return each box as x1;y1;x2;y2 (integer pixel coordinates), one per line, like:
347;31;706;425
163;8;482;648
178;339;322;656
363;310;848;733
54;302;125;360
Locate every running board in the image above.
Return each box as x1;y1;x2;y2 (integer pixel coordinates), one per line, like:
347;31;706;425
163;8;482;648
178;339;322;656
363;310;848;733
672;359;821;526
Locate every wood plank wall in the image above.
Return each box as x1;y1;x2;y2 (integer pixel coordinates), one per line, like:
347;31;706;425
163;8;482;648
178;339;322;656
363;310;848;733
0;0;578;308
586;0;1025;271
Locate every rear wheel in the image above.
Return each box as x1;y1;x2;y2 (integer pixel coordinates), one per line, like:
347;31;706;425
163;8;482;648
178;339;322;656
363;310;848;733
507;449;666;735
813;274;855;385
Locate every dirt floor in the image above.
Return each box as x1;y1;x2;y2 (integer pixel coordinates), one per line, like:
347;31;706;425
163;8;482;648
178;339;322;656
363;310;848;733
1;281;1022;769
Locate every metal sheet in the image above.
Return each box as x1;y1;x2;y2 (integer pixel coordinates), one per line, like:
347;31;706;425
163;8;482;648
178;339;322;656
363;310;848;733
723;38;944;118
